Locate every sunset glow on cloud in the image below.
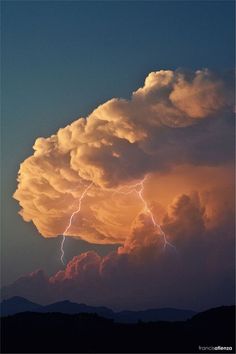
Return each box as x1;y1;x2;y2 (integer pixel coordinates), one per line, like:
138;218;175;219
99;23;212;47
7;68;234;309
5;167;235;309
13;69;234;246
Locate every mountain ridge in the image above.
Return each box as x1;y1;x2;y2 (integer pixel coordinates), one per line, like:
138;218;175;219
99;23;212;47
0;296;196;322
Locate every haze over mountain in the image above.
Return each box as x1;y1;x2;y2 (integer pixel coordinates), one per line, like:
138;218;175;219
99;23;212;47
0;296;195;323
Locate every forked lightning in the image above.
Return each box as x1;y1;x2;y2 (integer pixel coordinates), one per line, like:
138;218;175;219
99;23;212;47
114;176;176;251
60;182;93;265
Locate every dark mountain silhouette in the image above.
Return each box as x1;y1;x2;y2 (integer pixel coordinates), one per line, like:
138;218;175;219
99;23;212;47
0;296;43;316
1;306;235;353
0;296;195;322
115;307;195;323
42;300;114;318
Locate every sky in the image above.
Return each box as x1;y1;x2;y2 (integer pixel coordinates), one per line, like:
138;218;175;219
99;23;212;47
1;1;235;310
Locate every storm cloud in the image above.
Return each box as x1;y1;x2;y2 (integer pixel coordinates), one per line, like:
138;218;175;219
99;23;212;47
4;186;235;310
13;69;234;245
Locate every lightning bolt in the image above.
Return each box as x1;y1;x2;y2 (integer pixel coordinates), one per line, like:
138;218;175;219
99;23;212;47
60;176;175;265
60;182;93;265
114;176;176;251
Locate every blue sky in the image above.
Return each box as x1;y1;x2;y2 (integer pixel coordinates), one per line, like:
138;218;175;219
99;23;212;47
1;0;235;285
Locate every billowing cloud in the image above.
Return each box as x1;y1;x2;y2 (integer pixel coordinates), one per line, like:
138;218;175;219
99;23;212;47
13;68;234;246
4;186;234;310
5;68;234;310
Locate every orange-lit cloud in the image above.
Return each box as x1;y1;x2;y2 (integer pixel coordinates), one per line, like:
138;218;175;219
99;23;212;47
13;69;234;251
6;69;234;310
4;185;234;309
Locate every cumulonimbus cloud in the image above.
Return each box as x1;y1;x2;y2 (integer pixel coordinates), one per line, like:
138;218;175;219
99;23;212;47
13;68;234;247
6;68;234;310
4;186;235;309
